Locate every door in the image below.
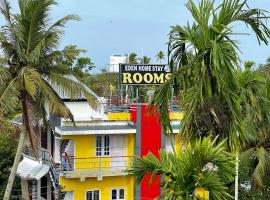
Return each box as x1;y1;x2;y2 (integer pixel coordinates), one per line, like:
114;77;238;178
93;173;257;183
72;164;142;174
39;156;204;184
111;135;126;168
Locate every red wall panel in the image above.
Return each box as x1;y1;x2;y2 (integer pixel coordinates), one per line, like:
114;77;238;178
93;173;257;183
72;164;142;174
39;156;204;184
140;105;161;199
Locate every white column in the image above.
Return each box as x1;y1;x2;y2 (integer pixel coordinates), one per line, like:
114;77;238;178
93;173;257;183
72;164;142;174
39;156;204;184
47;174;52;200
37;180;41;200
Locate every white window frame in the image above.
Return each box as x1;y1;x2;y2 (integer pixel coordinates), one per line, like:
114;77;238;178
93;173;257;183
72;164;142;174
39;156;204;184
85;189;100;200
110;188;125;200
95;135;111;157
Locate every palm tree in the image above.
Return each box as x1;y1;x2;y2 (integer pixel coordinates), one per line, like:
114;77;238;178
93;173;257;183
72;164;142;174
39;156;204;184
128;136;235;200
128;53;138;64
152;0;269;148
139;56;151;64
0;0;98;199
156;51;165;64
149;0;270;199
238;64;270;190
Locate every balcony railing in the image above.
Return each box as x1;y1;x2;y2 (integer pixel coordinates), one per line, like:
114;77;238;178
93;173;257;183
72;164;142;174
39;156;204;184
60;153;133;178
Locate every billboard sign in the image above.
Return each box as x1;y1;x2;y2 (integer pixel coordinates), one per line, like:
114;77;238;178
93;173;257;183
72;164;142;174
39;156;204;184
119;64;172;85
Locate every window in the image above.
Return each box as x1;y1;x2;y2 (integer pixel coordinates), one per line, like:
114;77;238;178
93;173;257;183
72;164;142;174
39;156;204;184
96;135;110;156
86;190;100;200
111;189;125;200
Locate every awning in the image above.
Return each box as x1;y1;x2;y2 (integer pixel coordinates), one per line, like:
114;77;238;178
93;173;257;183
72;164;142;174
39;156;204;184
55;121;136;136
17;157;50;180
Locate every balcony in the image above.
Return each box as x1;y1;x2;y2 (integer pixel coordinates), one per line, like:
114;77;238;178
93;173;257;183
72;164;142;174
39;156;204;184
60;154;133;179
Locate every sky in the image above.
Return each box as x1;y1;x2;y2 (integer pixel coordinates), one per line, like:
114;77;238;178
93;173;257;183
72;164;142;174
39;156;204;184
1;0;270;73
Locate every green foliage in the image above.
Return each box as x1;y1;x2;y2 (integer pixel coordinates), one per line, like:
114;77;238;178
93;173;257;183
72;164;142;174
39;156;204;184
58;45;95;78
128;53;138;64
0;121;20;199
150;0;270;151
230;163;270;200
0;0;99;165
85;72;118;97
128;52;151;64
129;136;235;200
258;58;270;75
236;64;270;190
138;56;151;64
156;51;165;64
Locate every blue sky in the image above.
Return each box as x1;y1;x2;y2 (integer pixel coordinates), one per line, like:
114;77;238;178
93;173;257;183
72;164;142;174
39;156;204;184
2;0;270;72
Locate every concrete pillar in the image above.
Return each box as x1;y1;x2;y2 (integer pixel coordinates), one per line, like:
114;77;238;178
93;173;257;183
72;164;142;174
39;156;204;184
47;174;52;200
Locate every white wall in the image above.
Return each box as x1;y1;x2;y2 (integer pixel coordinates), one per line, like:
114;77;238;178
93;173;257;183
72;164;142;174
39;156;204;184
64;101;106;121
109;55;128;72
54;138;61;164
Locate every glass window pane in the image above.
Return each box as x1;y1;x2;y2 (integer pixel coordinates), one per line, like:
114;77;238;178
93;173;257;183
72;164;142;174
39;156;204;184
104;147;110;156
96;151;102;156
86;191;93;200
119;189;124;199
104;136;110;147
111;189;117;199
96;136;102;156
104;136;110;155
96;136;102;147
94;190;99;200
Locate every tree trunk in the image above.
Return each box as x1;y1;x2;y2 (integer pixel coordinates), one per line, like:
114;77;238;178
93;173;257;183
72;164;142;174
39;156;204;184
235;152;239;200
3;129;26;200
21;179;30;200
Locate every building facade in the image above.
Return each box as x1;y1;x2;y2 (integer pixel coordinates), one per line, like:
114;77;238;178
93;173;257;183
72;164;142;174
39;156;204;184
108;55;128;73
15;85;183;200
57;102;183;200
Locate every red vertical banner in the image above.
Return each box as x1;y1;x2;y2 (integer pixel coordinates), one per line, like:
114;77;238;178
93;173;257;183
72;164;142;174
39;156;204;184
130;103;137;122
140;104;161;199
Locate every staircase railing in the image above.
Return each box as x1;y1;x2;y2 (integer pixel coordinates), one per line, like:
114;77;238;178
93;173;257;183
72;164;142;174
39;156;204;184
22;146;60;190
41;148;59;189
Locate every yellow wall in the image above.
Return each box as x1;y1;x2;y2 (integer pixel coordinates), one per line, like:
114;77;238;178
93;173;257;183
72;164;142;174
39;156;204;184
61;176;134;200
126;134;134;168
62;133;135;169
108;112;130;120
62;135;110;169
61;134;135;199
169;112;184;120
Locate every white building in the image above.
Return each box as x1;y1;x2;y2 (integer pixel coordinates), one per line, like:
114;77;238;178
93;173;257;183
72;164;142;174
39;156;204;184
109;55;128;73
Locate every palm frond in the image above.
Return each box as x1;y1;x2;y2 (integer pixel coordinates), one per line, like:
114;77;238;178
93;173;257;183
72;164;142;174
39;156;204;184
0;65;10;84
253;147;270;187
48;73;99;109
128;136;235;199
239;148;255;165
0;78;20;116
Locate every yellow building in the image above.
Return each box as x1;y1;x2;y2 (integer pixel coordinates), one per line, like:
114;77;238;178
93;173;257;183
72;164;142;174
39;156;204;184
56;118;135;200
54;102;183;200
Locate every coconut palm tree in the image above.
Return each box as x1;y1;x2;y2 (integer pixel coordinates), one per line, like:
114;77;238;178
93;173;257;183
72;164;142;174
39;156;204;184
149;0;270;199
238;64;270;190
152;0;269;148
0;0;98;199
128;53;138;64
139;56;151;64
156;51;165;64
128;136;235;200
